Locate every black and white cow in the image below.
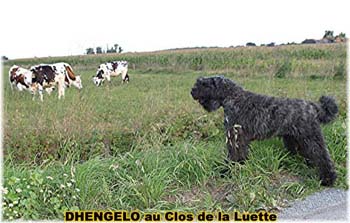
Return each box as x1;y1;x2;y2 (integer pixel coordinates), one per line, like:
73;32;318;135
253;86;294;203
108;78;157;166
92;61;129;86
30;62;83;101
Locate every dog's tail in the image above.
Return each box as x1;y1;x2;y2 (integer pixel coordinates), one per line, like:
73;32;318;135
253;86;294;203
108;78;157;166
318;96;338;124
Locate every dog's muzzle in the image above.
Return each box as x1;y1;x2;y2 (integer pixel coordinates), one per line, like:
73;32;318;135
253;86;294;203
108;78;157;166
191;87;199;99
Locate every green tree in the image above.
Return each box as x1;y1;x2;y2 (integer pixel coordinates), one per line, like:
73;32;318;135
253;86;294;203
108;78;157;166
114;44;119;51
323;30;334;40
334;32;346;43
338;32;346;38
86;48;95;54
96;47;103;54
106;45;116;53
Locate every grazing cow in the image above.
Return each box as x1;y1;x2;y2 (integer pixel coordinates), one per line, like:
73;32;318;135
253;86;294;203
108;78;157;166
9;65;34;92
92;61;129;86
9;65;55;99
30;62;83;101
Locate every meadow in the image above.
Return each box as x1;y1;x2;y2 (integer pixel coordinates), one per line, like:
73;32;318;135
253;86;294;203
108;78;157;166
2;43;347;220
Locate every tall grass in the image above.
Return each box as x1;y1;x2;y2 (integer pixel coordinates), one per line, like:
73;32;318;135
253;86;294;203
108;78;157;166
5;43;346;78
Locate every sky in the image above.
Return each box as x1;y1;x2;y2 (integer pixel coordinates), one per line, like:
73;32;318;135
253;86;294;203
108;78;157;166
1;0;348;59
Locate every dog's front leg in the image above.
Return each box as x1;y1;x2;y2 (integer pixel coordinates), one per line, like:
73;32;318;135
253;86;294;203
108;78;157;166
225;117;249;163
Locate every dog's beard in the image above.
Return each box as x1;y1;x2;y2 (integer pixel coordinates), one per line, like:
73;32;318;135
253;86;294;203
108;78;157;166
198;99;221;112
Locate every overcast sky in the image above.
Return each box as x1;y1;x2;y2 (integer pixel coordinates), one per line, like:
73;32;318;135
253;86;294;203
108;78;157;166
1;0;348;59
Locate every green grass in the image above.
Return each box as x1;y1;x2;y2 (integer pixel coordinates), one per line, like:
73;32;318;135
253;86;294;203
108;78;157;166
2;44;347;220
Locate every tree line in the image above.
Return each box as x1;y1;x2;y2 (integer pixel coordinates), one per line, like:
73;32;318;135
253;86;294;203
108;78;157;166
86;44;123;55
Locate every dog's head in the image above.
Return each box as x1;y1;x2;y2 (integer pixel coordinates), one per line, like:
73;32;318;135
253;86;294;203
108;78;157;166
191;76;238;112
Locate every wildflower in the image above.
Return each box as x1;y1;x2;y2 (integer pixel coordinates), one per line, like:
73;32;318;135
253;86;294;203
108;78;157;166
67;182;72;187
72;195;77;199
135;159;141;166
2;187;8;194
40;189;44;193
60;184;65;189
9;203;13;207
70;179;76;183
46;176;54;180
75;188;80;192
13;200;18;204
109;164;119;170
27;185;30;189
15;188;22;193
63;173;68;177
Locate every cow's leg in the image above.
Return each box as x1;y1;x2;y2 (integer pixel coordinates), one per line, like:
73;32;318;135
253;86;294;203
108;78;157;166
121;71;128;83
62;87;65;98
106;72;111;82
30;84;37;100
56;75;65;99
58;85;65;99
121;71;126;83
38;85;44;102
17;84;24;91
32;90;36;101
58;88;62;99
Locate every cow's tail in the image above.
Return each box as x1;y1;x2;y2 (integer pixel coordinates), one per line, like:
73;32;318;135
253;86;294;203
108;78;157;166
64;65;76;80
318;96;338;124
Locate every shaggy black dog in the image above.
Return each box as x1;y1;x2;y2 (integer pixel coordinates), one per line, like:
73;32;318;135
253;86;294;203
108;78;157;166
191;76;338;186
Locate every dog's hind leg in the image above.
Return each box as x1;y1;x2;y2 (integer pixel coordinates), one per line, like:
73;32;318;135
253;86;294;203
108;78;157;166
282;135;298;155
297;129;337;186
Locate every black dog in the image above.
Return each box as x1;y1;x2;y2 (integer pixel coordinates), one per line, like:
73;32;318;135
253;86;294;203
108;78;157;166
191;76;338;186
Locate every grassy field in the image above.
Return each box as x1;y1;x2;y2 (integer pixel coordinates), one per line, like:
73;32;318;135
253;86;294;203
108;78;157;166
2;43;347;220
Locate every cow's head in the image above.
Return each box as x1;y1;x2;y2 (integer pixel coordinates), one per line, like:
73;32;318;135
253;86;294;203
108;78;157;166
71;76;83;89
92;65;107;86
92;76;104;86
